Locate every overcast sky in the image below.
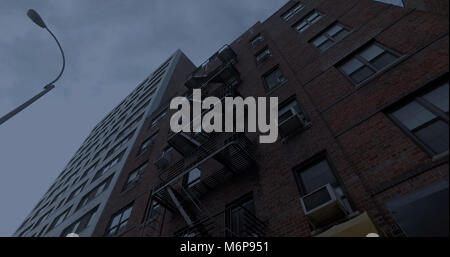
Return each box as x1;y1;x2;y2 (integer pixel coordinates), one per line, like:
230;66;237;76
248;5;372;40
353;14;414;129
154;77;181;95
0;0;288;236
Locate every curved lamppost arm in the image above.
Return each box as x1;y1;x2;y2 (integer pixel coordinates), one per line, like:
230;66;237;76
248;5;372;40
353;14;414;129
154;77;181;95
0;9;65;126
45;27;65;87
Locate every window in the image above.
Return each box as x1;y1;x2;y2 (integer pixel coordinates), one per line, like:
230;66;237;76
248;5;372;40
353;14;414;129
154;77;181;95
186;168;201;188
33;209;53;229
374;0;404;7
106;204;133;236
278;98;309;138
386;179;448;236
144;198;161;222
388;79;449;155
281;2;305;21
93;143;109;160
250;34;264;48
92;151;125;181
150;110;167;128
60;206;98;237
137;133;158;156
36;224;48;237
310;23;351;52
226;195;256;237
123;162;148;191
293;10;323;33
105;130;135;160
296;157;338;195
77;176;113;210
56;198;66;209
255;47;272;65
80;161;98;180
117;115;142;140
48;207;71;231
66;182;86;203
262;66;287;92
337;41;400;84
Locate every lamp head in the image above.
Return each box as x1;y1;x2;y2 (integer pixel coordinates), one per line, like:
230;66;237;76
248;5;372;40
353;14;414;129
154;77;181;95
27;9;47;29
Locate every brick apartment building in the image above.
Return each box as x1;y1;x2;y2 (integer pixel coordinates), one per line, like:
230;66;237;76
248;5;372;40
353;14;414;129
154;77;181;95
91;0;449;237
15;0;448;237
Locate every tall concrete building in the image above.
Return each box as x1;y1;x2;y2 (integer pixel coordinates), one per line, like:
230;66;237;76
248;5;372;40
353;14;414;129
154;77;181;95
15;0;448;237
13;50;196;237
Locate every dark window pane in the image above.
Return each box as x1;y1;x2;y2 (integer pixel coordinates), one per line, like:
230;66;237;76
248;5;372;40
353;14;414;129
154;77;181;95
229;199;255;236
312;35;328;47
264;68;286;91
359;43;384;61
340;58;364;75
371;52;398;70
332;28;349;42
299;159;337;194
296;21;308;32
350;65;375;84
422;81;449;113
414;120;449;154
326;24;343;36
318;40;334;52
387;181;449;237
392;101;436;130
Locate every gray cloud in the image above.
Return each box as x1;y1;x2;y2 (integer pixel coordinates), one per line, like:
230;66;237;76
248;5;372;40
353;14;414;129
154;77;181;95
0;0;288;236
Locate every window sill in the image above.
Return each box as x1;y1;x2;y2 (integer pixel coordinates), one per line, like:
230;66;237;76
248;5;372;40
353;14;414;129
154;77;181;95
265;80;289;96
432;150;449;162
353;55;408;89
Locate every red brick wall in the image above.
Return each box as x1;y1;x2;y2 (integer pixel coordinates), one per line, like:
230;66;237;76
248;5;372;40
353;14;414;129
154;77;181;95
93;0;449;237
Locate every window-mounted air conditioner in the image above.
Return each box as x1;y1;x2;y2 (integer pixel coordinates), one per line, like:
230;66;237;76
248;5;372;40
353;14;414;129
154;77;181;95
278;103;309;138
300;184;352;228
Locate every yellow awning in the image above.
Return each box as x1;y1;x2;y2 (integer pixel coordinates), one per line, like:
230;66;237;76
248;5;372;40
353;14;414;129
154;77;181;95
316;212;380;237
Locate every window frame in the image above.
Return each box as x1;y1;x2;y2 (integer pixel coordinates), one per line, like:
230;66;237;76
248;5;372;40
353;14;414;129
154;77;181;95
310;22;352;52
293;10;324;34
281;2;305;21
225;193;256;237
292;152;342;196
137;132;158;156
387;77;449;157
105;203;134;237
249;33;264;48
337;41;401;85
254;46;272;65
123;162;148;191
261;65;288;93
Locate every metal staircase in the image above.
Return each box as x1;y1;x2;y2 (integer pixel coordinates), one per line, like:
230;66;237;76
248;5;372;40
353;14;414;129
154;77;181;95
140;44;265;237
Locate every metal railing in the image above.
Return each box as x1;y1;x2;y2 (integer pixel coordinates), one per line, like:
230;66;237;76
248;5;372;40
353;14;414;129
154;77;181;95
185;45;239;89
174;205;266;237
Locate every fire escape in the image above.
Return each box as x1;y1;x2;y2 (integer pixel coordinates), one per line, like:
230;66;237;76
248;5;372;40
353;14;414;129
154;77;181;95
141;45;266;237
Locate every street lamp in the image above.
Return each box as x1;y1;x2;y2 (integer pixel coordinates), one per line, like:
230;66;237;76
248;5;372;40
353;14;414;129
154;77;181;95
0;9;65;126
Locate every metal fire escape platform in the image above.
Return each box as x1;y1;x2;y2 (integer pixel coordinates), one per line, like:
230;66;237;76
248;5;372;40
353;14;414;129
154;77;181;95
142;44;265;236
185;45;240;90
167;83;238;156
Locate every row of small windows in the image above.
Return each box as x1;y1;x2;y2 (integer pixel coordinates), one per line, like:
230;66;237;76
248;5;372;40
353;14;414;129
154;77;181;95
20;56;173;236
18;169;115;237
47;100;149;198
76;71;160;161
57;2;443;237
105;193;258;237
18;150;125;236
255;43;398;94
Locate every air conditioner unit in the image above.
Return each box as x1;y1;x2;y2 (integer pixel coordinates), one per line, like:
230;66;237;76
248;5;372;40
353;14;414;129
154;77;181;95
278;106;308;138
154;150;172;169
300;184;351;228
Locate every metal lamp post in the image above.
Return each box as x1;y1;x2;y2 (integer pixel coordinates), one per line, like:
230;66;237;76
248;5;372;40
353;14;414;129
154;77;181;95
0;9;65;126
